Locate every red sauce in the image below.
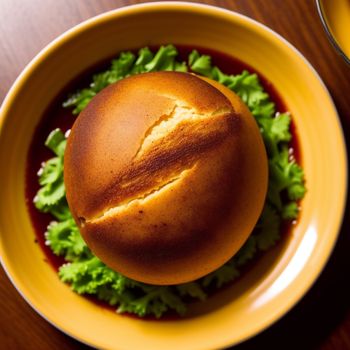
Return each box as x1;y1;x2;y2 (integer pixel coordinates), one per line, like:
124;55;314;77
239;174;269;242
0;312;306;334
25;45;301;313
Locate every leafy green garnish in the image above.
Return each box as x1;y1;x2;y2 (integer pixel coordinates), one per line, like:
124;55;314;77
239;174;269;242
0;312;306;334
201;260;240;289
34;46;306;318
34;129;66;213
46;218;91;261
63;45;187;115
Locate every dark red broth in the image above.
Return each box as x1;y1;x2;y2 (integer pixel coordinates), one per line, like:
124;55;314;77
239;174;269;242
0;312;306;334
25;45;301;304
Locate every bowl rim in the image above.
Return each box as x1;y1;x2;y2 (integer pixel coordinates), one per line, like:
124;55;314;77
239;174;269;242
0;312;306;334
315;0;350;65
0;1;348;349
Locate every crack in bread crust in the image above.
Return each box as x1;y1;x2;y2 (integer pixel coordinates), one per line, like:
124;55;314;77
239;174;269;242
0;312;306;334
134;103;232;159
85;165;195;223
132;104;178;160
81;105;239;222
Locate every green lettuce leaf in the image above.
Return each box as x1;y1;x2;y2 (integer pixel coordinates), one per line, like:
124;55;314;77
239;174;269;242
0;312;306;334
176;282;207;301
255;204;281;251
63;45;187;115
34;129;66;212
45;128;67;157
201;260;239;288
46;217;91;261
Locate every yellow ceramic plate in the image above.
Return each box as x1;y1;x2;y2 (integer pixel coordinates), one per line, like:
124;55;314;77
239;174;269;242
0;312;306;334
0;3;347;350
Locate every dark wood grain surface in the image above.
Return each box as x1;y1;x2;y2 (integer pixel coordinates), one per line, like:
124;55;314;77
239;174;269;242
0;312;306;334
1;1;349;349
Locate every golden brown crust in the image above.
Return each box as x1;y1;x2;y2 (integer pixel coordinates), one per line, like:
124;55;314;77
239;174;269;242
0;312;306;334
65;72;234;219
64;71;268;285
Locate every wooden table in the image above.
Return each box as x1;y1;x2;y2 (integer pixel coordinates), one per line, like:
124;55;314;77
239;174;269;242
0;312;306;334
1;0;349;349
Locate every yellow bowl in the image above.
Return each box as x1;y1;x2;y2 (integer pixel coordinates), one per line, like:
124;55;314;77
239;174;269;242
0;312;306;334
317;0;350;64
0;3;347;349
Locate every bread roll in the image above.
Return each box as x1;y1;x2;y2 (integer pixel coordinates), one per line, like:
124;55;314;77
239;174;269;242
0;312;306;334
64;71;268;285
